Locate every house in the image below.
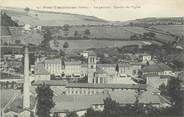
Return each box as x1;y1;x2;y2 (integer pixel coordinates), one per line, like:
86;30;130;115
146;75;171;89
142;63;173;76
44;58;64;75
64;61;82;77
80;50;89;58
23;24;32;31
139;53;152;64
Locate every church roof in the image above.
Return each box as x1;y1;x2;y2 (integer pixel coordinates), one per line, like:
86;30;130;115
88;50;96;56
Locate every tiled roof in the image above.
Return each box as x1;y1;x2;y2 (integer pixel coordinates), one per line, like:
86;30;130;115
97;63;130;68
51;90;171;113
109;91;136;104
32;80;67;86
32;81;146;90
142;63;171;73
65;61;81;65
66;83;147;90
51;94;106;112
139;91;170;104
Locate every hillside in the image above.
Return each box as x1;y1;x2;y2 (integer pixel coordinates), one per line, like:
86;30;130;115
1;7;109;26
1;7;183;49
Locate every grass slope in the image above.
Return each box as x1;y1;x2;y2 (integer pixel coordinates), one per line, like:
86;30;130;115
1;7;108;26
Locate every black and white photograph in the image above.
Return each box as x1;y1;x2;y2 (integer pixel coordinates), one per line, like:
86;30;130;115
0;0;184;117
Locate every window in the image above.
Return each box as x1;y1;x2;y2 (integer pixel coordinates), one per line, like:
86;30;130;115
100;77;103;83
91;65;94;68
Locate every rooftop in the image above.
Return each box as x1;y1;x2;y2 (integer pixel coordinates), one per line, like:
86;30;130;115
52;94;106;112
88;50;96;56
32;80;67;86
32;81;147;90
65;61;82;65
51;90;170;113
44;58;63;64
66;83;146;90
142;63;172;73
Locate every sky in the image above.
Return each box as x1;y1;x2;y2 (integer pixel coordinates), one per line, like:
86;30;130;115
0;0;184;21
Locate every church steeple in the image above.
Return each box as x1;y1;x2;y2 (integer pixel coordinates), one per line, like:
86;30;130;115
87;51;96;83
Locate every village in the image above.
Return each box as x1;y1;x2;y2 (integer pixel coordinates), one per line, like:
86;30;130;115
1;7;184;117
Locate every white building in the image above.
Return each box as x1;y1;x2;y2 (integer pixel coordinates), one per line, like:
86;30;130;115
44;58;64;75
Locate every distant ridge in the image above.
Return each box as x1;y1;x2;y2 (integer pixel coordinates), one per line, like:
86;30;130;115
0;7;109;26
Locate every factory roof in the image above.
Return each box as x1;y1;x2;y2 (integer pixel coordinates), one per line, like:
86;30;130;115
32;81;146;90
51;94;106;112
66;83;147;90
51;90;171;113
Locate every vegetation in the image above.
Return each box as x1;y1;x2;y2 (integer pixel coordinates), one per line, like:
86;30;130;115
1;12;18;26
63;42;69;49
39;29;52;50
78;76;88;83
159;78;183;115
36;84;55;117
24;7;30;12
66;112;78;117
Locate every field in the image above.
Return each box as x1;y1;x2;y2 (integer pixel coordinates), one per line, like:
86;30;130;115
150;25;184;36
2;7;182;47
50;39;161;50
2;7;108;26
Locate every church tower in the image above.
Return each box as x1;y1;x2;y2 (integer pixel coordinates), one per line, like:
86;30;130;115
87;51;96;83
23;46;31;117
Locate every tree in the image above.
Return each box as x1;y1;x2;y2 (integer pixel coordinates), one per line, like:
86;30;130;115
103;97;121;117
36;84;55;117
40;29;52;50
84;29;90;35
115;64;119;73
74;31;79;37
66;112;78;117
15;40;21;44
159;78;183;115
24;7;30;12
63;42;69;49
159;83;167;96
130;34;138;40
63;24;69;31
